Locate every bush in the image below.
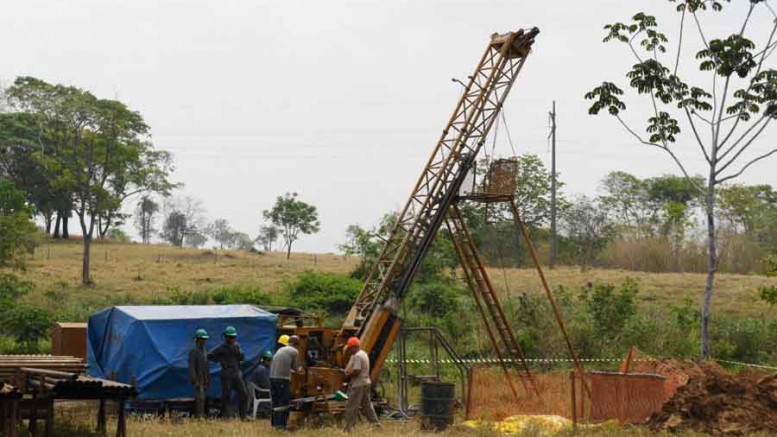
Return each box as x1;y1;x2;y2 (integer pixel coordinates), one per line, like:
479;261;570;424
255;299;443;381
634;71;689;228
151;287;212;305
211;286;274;306
406;283;460;318
0;303;52;347
0;273;33;303
287;271;361;315
579;278;639;335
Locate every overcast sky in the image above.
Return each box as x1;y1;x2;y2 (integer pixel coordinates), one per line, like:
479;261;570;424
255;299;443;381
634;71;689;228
2;0;776;253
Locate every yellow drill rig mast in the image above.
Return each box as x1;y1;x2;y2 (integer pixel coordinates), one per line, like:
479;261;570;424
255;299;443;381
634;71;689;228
287;28;545;406
346;28;540;395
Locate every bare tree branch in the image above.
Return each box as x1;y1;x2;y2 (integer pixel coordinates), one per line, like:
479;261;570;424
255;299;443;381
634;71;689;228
693;11;710;50
692;111;714;125
719;113;768;161
717;146;777;184
615;115;703;192
685;109;711;164
628;30;646;63
716;117;773;175
674;7;687;76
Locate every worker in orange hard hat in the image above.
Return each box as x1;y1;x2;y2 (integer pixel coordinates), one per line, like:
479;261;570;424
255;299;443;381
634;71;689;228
342;336;380;431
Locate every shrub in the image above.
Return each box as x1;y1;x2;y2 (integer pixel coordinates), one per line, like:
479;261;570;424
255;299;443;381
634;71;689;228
0;273;33;303
157;287;212;305
406;282;460;318
211;286;274;306
0;303;52;347
579;278;639;335
287;271;361;315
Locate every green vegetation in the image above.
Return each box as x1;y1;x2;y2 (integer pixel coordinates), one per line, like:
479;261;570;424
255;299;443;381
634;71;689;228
263;192;321;260
0;180;38;268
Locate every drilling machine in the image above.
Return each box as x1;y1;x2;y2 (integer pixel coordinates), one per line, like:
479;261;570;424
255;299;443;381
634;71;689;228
279;28;541;414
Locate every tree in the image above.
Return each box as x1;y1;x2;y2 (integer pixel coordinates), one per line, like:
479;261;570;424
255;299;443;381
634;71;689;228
0;180;38;268
161;211;187;247
206;218;235;249
135;196;159;244
232;232;255;251
255;224;279;252
161;196;204;247
5;77;175;285
599;171;655;238
263;193;320;260
184;230;208;249
562;196;616;268
717;183;777;238
585;1;777;358
475;154;568;228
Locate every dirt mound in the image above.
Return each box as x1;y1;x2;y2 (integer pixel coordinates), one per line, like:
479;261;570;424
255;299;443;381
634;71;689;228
648;360;777;435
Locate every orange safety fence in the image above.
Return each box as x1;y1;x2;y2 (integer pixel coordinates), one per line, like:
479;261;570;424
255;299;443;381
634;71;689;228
466;367;666;424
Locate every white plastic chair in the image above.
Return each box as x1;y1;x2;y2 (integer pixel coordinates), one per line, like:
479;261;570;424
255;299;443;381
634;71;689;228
248;382;271;419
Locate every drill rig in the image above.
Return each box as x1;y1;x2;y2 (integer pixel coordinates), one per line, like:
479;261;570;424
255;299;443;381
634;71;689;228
281;28;570;410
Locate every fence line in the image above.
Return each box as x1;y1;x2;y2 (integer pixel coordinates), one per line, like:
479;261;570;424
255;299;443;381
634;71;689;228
387;356;777;368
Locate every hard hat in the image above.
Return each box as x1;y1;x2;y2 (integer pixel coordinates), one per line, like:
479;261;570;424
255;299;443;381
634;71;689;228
194;328;209;339
262;350;273;360
346;337;360;348
278;334;290;346
223;326;237;337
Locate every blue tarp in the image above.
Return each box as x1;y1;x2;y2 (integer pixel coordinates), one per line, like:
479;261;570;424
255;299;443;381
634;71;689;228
87;305;278;400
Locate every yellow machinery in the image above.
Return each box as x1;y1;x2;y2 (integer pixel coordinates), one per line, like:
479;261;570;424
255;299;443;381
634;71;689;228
283;29;564;417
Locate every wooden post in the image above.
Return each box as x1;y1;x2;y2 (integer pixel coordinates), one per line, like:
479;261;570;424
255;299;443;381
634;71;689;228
29;391;38;435
97;399;107;436
116;400;127;437
570;371;577;428
1;397;7;437
11;395;19;437
465;367;474;420
44;397;54;437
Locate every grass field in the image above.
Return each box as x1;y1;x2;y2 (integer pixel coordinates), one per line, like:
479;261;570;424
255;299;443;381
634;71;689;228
5;239;777;319
47;414;774;437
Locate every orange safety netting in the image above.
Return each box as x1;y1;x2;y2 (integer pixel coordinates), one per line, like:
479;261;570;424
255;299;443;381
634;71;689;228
466;366;666;424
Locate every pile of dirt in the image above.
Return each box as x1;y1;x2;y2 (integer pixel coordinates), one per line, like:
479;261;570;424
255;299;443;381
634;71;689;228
648;360;777;435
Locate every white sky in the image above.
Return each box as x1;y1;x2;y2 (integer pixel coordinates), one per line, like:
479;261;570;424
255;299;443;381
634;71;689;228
2;0;776;253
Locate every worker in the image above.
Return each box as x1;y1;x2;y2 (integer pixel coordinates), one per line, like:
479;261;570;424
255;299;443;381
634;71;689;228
244;350;273;416
270;334;302;430
188;328;211;418
207;326;248;419
343;337;380;431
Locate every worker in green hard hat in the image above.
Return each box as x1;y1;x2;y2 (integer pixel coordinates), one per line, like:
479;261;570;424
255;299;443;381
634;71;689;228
207;326;247;419
188;328;211;418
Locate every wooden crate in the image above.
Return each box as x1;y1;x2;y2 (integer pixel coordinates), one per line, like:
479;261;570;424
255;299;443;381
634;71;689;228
51;323;87;359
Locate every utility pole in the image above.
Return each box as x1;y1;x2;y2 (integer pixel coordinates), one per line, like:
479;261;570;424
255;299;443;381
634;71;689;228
549;101;557;269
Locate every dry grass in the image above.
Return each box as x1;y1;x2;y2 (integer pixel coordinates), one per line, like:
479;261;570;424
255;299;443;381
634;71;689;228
3;239;776;318
6;240;357;305
485;266;777;318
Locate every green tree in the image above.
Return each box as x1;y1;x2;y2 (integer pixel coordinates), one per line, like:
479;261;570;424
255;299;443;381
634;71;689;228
0;180;38;268
5;77;175;285
160;196;204;247
585;1;777;358
562;196;616;268
134;196;159;244
718;183;777;240
263;192;320;260
600;171;655;238
206;218;235;249
255;224;279;251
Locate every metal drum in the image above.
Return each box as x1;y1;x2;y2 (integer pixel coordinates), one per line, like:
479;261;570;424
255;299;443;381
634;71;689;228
420;381;455;430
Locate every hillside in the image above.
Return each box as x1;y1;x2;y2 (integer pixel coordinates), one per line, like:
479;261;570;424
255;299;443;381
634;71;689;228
3;239;776;320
